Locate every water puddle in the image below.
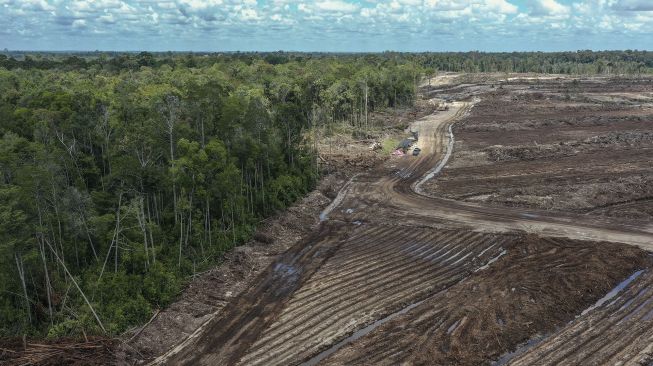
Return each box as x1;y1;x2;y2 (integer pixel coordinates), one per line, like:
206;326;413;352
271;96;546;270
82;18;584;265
621;296;653;323
475;249;507;272
580;269;644;316
447;319;461;334
492;334;548;366
319;174;358;221
300;300;425;366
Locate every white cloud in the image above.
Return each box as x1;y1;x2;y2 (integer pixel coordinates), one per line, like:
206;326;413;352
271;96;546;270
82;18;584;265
2;0;653;51
528;0;570;16
98;13;116;23
72;18;86;28
21;0;55;11
424;0;469;11
314;0;359;13
178;0;223;10
240;8;261;21
484;0;518;14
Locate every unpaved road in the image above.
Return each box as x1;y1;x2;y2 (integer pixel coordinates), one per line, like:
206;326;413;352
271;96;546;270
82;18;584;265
153;76;653;365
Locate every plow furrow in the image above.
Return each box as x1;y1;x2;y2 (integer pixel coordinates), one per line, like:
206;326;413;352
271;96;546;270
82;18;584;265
239;227;505;365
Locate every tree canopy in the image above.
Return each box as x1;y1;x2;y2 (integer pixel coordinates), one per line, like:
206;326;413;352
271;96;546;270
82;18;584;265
0;52;421;337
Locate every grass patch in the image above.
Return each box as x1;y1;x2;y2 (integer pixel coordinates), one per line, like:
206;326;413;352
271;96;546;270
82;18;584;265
382;138;399;154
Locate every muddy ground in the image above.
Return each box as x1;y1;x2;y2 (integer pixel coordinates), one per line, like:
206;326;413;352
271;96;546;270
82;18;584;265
423;77;653;220
323;235;652;365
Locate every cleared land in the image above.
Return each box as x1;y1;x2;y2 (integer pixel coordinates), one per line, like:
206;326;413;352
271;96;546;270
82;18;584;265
423;77;653;219
147;75;653;366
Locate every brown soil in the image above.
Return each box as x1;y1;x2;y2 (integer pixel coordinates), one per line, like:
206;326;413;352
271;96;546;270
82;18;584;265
238;227;509;366
323;235;651;365
423;77;653;220
318;98;437;177
507;260;653;365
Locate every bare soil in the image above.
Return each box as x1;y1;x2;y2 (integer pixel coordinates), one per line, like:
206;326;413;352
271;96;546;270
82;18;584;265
506;258;653;365
423;77;653;220
323;234;652;365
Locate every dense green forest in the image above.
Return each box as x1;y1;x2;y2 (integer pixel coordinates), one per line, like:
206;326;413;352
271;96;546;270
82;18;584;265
0;54;421;337
1;50;651;339
2;50;653;75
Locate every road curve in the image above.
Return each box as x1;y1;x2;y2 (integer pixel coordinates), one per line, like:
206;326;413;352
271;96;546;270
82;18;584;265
376;100;653;250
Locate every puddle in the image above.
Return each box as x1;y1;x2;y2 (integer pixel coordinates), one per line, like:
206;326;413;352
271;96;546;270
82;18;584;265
447;319;461;334
273;263;300;282
492;334;548;366
475;249;507;272
272;263;301;296
301;300;425;366
621;296;653;323
580;270;644;316
520;213;539;219
319;174;358;221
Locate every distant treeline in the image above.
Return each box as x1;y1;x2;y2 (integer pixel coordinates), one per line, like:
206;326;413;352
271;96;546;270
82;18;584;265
0;54;420;337
415;50;653;75
2;50;653;75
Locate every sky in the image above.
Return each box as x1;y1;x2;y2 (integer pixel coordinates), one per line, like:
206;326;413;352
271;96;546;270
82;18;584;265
1;0;652;52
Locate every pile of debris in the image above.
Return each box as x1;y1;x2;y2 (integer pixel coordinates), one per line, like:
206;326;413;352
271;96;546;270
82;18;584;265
0;337;116;366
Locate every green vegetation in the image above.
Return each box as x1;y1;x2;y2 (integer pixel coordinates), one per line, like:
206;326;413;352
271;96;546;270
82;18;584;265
0;53;421;337
2;50;653;75
382;138;400;154
416;50;653;74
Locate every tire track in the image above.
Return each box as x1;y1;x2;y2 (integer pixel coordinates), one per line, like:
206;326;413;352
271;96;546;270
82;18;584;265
240;227;503;365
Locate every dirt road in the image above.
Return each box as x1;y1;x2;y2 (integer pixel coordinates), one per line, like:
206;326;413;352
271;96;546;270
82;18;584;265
153;75;653;365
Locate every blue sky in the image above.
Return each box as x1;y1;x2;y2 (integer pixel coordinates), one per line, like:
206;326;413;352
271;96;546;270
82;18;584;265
1;0;652;52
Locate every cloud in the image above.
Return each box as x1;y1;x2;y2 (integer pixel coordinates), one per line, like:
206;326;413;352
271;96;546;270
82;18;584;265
613;0;653;11
20;0;54;11
485;0;519;14
1;0;652;51
314;0;359;13
528;0;570;16
72;19;87;28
